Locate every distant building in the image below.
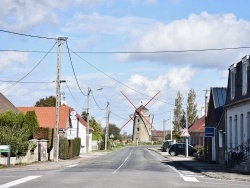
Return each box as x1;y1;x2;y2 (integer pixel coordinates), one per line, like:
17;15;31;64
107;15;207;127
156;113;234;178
188;115;205;147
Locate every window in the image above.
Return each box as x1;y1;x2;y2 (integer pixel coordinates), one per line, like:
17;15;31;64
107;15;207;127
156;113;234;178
242;56;249;95
230;64;236;99
229;116;232;149
234;115;238;147
240;114;244;144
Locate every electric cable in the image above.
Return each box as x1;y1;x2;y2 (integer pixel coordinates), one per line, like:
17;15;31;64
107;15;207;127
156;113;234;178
64;45;174;106
65;40;87;96
0;41;57;93
0;29;57;40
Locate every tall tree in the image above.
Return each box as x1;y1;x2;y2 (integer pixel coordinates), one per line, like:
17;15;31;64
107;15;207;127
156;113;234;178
35;96;56;107
81;111;103;140
187;89;198;126
23;110;39;138
172;91;184;133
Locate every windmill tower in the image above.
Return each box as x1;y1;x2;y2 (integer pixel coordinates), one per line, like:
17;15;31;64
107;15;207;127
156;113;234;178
132;105;152;142
120;91;160;143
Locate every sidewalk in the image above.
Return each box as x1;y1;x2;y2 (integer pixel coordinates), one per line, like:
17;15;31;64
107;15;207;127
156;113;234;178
0;151;109;172
150;147;250;182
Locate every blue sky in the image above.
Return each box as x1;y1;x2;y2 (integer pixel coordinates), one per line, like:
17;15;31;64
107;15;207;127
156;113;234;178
1;0;250;135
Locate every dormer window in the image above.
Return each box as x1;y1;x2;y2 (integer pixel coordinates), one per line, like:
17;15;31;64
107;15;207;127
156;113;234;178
230;64;236;99
242;56;249;95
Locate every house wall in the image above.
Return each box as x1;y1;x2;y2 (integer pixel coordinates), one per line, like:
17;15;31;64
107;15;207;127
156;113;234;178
189;132;204;146
68;116;87;154
226;102;250;152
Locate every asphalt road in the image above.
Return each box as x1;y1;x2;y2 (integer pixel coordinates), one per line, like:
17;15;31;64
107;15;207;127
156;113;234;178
1;146;250;188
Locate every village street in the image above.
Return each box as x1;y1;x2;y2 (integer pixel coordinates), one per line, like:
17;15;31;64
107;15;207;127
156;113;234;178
1;146;250;188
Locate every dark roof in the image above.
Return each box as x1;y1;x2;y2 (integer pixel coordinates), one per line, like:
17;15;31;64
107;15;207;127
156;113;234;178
0;92;18;114
211;87;227;121
212;88;227;108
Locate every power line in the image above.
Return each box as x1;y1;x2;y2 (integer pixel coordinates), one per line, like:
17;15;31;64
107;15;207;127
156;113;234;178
0;80;53;83
65;40;87;96
110;111;128;121
90;91;105;110
1;46;250;54
0;29;57;40
65;82;83;110
64;45;174;106
0;41;58;93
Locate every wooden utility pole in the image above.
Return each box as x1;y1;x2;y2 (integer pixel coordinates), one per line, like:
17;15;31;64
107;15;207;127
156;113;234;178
105;102;110;150
53;37;67;161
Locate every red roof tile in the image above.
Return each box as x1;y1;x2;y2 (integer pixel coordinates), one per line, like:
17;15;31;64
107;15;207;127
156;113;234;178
188;115;205;133
17;105;87;129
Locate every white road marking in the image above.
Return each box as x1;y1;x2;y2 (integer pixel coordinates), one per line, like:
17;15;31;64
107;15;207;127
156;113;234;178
148;149;199;182
0;176;41;188
112;149;133;174
66;164;78;168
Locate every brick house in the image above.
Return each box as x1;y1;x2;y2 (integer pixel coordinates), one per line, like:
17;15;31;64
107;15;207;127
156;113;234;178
188;115;205;147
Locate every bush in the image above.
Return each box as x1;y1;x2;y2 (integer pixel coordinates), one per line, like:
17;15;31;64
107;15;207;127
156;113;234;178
72;138;81;157
33;127;53;149
59;138;69;160
0;124;29;157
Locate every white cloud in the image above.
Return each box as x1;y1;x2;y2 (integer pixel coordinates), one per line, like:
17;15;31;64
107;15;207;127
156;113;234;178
121;66;194;109
0;0;111;31
0;51;28;72
121;12;250;70
64;12;155;37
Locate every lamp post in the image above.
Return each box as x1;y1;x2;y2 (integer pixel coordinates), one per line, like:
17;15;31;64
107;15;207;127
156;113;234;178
105;102;110;150
86;87;103;153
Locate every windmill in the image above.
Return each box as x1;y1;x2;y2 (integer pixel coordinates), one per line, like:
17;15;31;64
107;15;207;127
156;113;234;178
120;91;160;143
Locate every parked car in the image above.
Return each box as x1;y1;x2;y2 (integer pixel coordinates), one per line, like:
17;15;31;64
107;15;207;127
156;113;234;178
161;140;174;152
168;143;197;156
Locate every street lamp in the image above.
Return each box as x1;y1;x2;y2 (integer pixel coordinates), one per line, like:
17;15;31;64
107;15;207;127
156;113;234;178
86;87;103;153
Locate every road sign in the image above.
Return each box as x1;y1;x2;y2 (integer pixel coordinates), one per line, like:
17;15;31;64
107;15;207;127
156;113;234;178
0;145;10;152
180;128;190;137
205;127;215;137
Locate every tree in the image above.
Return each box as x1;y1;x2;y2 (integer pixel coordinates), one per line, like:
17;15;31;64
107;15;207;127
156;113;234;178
172;91;184;133
0;111;30;156
81;111;103;140
23;110;39;138
107;123;121;141
35;96;56;107
89;117;103;140
187;89;198;126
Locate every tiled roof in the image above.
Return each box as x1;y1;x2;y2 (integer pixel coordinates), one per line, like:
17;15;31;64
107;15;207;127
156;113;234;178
17;105;87;129
152;130;165;137
188;115;205;133
0;92;18;114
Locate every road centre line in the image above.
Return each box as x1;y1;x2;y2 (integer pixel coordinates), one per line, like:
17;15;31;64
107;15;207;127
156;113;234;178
112;149;134;174
0;176;41;188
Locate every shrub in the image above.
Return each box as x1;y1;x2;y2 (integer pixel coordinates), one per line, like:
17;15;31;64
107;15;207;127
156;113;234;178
59;138;69;160
72;138;81;157
33;127;53;149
